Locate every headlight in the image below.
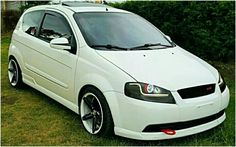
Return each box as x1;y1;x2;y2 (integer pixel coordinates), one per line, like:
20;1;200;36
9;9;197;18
124;82;175;104
218;73;226;92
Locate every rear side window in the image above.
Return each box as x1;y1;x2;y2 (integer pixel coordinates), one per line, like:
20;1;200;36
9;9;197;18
22;11;43;36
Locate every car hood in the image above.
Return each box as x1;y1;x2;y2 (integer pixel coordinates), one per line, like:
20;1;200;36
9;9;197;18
96;47;218;91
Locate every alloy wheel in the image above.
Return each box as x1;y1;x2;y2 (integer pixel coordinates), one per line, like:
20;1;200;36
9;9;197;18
80;92;104;134
8;59;19;87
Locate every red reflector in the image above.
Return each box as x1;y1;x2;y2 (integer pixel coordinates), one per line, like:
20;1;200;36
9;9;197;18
161;129;176;135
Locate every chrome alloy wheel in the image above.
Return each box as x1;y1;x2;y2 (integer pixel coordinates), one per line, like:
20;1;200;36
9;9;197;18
80;93;104;134
8;59;19;87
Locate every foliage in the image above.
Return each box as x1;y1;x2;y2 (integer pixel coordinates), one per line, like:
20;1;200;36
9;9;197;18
110;1;235;62
1;1;50;33
19;1;50;13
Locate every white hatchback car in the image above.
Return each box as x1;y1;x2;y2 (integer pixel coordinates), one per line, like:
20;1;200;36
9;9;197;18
8;2;230;140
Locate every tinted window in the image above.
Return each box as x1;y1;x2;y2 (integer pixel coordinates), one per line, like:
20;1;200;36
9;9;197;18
39;12;76;54
74;12;172;50
22;11;43;36
39;13;72;43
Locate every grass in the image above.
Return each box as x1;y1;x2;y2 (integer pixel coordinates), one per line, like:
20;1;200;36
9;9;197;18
1;32;235;146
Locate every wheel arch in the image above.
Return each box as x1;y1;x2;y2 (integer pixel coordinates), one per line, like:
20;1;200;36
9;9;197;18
78;84;102;102
9;55;20;62
77;84;116;126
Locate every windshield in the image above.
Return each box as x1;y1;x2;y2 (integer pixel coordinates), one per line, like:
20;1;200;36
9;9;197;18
74;12;173;50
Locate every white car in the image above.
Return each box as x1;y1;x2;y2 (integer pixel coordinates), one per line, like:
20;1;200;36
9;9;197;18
8;2;230;140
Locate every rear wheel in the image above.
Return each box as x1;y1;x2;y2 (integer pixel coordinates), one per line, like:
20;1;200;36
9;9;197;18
79;87;114;136
8;58;23;88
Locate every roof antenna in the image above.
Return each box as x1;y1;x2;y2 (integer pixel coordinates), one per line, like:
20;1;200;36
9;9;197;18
106;8;108;11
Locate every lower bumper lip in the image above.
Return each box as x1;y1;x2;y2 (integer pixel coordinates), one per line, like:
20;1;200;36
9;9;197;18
114;112;226;140
142;110;225;132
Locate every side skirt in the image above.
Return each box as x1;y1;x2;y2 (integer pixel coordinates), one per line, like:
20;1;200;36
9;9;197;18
22;73;79;114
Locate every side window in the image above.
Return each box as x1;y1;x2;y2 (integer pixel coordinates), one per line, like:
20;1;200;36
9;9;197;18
22;11;43;36
39;12;76;54
39;13;72;43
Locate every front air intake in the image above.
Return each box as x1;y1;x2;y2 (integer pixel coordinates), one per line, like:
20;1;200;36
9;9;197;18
177;84;215;99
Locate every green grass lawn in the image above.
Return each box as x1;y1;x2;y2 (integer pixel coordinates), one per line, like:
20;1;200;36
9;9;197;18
1;32;235;146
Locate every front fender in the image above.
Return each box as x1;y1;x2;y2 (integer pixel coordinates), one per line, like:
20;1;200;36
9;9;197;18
75;73;123;127
76;73;114;99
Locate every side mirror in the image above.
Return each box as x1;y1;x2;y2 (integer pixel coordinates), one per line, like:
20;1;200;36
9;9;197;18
50;38;71;50
165;35;172;42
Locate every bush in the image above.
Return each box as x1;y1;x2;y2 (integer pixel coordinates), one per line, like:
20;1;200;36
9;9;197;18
110;1;235;62
1;1;50;33
19;1;50;12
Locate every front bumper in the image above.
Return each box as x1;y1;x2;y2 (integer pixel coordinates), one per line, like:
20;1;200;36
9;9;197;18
115;112;225;140
103;86;230;140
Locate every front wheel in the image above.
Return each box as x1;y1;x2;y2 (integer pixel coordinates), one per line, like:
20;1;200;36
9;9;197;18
79;87;114;136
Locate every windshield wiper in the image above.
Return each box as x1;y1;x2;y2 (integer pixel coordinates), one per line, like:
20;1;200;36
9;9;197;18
90;44;127;51
129;43;173;50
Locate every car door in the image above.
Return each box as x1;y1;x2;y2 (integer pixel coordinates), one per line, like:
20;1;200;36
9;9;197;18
23;10;78;103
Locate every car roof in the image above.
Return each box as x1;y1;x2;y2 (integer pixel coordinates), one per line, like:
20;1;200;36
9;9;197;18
27;2;130;14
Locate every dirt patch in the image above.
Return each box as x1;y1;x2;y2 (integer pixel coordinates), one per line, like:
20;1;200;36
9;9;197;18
1;95;19;105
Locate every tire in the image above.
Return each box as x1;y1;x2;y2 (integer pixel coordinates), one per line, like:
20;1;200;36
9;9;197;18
8;58;23;88
79;87;114;136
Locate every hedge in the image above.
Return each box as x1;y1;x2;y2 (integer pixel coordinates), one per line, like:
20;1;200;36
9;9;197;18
110;1;235;62
1;1;49;33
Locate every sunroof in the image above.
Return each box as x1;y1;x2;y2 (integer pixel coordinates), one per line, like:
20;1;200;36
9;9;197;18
62;2;111;8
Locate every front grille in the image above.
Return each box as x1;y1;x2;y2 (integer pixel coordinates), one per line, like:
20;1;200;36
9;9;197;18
178;84;215;99
142;110;224;132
